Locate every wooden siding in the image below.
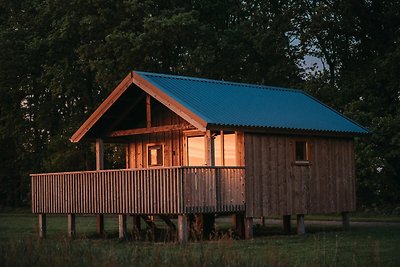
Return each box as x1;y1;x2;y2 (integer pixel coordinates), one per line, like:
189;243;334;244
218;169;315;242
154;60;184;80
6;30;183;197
126;101;192;168
244;134;356;217
31;167;245;215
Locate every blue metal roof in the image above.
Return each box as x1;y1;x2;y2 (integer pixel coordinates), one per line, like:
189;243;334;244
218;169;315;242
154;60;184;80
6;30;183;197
136;71;368;134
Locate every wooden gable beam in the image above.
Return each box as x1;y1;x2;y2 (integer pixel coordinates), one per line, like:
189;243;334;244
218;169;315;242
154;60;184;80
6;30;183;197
131;71;208;132
146;94;151;128
70;71;209;143
108;124;195;137
70;73;134;143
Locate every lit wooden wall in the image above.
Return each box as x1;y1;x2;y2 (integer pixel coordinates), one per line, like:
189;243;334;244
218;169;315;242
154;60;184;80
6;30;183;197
126;100;192;168
244;134;356;217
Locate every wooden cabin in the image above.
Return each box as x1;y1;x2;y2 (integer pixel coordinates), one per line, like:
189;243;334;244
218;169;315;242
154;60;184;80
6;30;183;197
31;71;368;241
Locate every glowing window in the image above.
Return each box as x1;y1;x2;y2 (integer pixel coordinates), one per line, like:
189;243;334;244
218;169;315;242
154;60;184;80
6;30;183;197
187;136;205;166
214;132;236;166
148;145;163;166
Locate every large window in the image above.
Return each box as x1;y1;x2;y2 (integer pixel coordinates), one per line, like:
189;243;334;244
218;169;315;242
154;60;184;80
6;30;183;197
187;136;205;166
214;132;236;166
294;140;309;163
147;144;164;167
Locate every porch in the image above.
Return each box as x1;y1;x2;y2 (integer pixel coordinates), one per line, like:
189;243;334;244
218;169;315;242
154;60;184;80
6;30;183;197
31;166;246;241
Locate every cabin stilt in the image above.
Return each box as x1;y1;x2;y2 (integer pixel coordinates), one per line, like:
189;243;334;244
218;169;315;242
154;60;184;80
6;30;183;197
178;214;188;243
118;214;127;239
283;215;291;235
245;217;253;239
67;214;76;239
38;214;46;238
202;214;215;239
296;214;305;235
132;215;141;238
233;212;245;238
96;214;104;236
342;212;350;231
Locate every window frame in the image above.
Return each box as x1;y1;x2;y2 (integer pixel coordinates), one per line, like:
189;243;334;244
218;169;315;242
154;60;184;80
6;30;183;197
293;139;310;165
147;143;164;167
183;130;206;166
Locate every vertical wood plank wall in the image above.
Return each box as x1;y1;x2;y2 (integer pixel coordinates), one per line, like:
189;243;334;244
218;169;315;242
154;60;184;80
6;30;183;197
244;134;356;217
126;101;191;168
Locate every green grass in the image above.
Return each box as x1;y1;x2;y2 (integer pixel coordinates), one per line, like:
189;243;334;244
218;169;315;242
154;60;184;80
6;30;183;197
1;212;400;266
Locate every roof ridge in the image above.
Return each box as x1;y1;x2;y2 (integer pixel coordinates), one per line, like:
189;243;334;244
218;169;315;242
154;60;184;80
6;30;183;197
135;70;303;93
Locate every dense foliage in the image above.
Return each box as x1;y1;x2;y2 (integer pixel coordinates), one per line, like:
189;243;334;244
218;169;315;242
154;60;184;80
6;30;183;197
0;0;399;208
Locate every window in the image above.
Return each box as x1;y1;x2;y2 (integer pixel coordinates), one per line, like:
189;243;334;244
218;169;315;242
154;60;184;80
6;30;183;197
295;140;309;163
214;132;236;166
147;144;163;167
187;136;205;166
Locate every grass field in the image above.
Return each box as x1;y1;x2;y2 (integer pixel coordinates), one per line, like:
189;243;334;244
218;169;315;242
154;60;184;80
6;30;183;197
0;211;399;266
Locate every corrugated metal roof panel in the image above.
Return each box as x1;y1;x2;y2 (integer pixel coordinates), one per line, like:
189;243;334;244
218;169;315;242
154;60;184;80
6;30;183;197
136;71;369;134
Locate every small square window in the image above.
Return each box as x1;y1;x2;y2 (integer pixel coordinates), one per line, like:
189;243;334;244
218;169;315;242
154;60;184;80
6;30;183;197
148;145;163;167
295;141;309;163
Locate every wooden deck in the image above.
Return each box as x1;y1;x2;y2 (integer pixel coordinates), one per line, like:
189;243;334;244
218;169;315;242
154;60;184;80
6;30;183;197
31;166;245;215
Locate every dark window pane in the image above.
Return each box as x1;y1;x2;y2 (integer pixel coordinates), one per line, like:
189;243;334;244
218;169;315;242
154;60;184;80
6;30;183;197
295;141;308;162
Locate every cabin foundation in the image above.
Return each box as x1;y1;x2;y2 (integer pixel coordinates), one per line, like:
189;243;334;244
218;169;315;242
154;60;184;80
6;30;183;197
245;217;253;239
296;214;305;235
178;214;188;243
119;214;127;239
67;214;76;239
38;214;46;238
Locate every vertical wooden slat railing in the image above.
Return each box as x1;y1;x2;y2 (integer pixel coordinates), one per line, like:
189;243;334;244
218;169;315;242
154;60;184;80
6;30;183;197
181;167;245;213
31;166;245;215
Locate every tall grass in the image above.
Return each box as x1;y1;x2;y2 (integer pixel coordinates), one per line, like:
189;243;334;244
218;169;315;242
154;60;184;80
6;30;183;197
1;213;400;266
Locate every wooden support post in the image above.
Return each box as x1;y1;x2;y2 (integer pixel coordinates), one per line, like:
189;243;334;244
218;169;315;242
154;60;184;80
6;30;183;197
205;130;215;166
233;213;245;238
118;214;127;240
296;214;305;235
283;215;291;235
96;139;104;236
67;214;76;239
146;94;151;128
178;214;188;243
96;214;104;236
261;216;265;226
342;212;350;231
203;214;215;239
245;217;253;239
132;215;141;239
95;139;104;170
38;214;46;238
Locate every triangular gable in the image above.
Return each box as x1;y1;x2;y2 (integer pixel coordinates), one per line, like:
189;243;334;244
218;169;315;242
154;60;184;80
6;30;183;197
70;71;207;142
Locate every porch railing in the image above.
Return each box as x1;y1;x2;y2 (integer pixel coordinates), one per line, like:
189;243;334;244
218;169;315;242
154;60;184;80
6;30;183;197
31;166;245;215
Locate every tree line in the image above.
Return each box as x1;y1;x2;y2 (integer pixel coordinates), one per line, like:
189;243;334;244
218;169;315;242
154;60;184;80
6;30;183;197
0;0;399;209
